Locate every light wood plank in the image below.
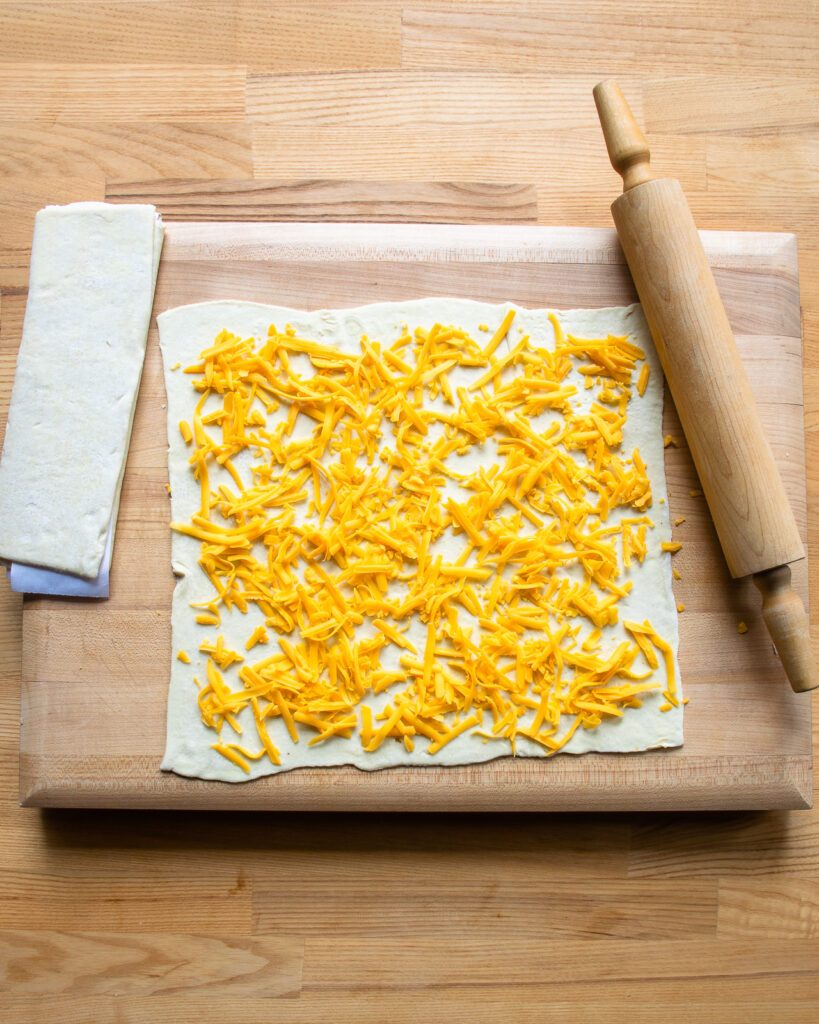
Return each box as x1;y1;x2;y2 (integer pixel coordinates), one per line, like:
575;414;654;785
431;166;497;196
250;125;706;191
645;77;819;134
0;64;246;123
629;813;819;877
0;869;254;933
1;984;819;1024
0;987;814;1024
707;135;819;194
300;936;819;988
0;123;253;182
254;876;718;939
246;71;642;127
236;1;401;71
401;2;819;74
718;879;819;937
105;180;538;223
0;930;303;997
0;2;242;64
0;1;402;72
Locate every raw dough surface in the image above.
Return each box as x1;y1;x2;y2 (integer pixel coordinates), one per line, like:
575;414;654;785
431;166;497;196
159;299;682;780
0;202;163;577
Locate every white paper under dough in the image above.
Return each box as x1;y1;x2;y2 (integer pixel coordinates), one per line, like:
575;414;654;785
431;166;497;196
0;202;164;578
159;299;682;781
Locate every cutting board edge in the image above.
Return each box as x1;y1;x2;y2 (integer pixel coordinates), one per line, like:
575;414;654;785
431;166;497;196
19;754;813;812
160;221;800;268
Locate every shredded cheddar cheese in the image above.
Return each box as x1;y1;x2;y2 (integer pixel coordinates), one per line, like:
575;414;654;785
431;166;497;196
171;309;678;770
245;625;269;650
636;364;650;397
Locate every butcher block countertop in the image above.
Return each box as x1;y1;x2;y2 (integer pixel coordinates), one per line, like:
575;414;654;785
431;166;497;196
0;3;818;1022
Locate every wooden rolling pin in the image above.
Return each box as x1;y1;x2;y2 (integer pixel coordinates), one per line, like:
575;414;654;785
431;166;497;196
593;80;818;694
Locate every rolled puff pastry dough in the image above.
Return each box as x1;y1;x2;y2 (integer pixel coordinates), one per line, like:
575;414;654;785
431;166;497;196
0;202;163;577
159;299;682;782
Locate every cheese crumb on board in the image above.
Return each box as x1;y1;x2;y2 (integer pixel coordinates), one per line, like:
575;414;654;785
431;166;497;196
737;621;748;634
167;306;679;772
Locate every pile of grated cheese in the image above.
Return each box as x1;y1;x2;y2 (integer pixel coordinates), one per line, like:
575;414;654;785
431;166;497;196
171;308;678;774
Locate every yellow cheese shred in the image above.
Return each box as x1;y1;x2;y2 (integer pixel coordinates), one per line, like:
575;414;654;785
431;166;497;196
211;742;250;773
636;363;650;397
173;308;679;767
245;625;269;650
481;308;516;360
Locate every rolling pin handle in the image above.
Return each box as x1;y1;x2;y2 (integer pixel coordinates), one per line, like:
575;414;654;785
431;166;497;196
593;80;654;192
752;565;819;693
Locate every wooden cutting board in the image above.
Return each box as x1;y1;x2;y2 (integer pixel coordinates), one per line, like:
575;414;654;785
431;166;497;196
19;223;812;811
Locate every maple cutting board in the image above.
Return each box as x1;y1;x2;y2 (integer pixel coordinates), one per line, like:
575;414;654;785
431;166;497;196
19;223;812;810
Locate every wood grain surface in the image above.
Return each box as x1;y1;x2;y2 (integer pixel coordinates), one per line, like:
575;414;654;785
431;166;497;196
17;222;813;811
1;1;818;1020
